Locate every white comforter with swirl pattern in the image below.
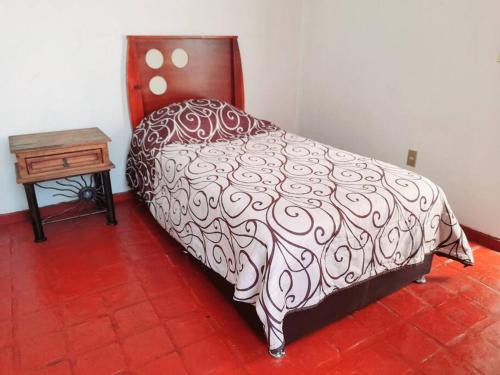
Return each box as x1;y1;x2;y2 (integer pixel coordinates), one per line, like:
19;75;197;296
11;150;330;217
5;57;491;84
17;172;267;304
145;129;473;352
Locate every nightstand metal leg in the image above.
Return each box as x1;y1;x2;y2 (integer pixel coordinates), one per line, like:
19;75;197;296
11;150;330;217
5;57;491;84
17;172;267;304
101;170;117;225
24;183;46;242
93;172;105;208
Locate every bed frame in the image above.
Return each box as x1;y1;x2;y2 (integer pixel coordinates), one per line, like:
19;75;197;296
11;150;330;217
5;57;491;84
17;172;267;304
126;35;431;357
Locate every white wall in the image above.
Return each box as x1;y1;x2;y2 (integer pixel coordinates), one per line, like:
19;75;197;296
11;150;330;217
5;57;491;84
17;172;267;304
0;0;303;214
298;0;500;237
1;0;498;239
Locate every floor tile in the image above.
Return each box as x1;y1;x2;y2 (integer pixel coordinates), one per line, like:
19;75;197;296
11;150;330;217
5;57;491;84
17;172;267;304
0;260;11;279
113;301;160;337
117;230;155;245
0;320;12;348
245;355;305;375
460;280;500;314
122;241;164;261
11;272;50;297
0;234;9;247
150;288;199;320
75;342;127;375
15;289;59;316
136;352;189;375
406;280;456;306
286;333;340;369
32;360;72;375
206;362;248;374
449;258;497;280
101;281;147;310
139;270;185;298
180;335;237;374
132;254;173;281
223;327;267;363
316;355;367;375
479;273;500;292
66;316;116;354
382;322;440;365
448;332;500;374
349;345;411;375
181;273;227;308
320;315;377;352
62;294;106;326
320;343;410;375
478;319;500;348
380;288;428;317
122;325;174;366
165;311;215;348
409;307;466;345
435;296;488;329
16;307;64;341
18;331;66;370
203;298;243;333
0;346;14;375
428;265;477;294
473;247;500;265
93;262;136;291
0;277;12;300
0;298;12;321
431;254;449;269
420;350;477;375
352;301;398;332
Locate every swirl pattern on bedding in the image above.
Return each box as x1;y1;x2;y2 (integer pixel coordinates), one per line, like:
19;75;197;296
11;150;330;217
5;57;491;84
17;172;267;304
126;100;473;352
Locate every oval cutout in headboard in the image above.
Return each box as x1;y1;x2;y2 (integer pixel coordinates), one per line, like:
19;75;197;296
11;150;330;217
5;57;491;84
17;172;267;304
171;48;189;68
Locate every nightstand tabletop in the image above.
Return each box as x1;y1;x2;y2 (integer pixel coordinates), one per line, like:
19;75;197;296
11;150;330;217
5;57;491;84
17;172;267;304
9;127;111;153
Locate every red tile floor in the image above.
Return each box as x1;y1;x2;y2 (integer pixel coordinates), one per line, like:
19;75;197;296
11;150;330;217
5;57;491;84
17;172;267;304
0;200;499;374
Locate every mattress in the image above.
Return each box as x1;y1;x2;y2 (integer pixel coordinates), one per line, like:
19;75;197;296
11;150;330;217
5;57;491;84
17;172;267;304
126;99;473;352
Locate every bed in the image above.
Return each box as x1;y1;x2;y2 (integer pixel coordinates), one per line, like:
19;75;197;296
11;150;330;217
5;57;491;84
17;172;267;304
125;35;474;358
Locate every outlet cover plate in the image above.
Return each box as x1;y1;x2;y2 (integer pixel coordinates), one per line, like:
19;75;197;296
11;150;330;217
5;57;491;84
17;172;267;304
407;149;417;167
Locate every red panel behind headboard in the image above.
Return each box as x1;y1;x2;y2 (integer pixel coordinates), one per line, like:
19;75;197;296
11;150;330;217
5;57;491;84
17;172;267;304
126;35;245;129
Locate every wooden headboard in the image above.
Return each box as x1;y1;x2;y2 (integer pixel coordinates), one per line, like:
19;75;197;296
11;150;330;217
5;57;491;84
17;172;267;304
126;35;244;129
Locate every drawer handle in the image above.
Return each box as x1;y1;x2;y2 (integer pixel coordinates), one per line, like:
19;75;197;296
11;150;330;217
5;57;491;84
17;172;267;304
62;158;69;168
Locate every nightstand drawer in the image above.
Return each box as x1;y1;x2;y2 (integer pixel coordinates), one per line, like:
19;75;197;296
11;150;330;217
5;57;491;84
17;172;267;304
26;149;103;175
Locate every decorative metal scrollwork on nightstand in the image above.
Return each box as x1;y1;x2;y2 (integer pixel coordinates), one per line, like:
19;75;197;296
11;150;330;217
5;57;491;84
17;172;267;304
34;174;108;224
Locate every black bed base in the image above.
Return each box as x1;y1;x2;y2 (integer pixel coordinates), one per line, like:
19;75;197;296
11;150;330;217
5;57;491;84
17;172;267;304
193;253;433;351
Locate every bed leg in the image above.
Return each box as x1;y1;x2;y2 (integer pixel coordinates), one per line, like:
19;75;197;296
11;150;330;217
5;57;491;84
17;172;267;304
414;275;427;284
269;347;286;359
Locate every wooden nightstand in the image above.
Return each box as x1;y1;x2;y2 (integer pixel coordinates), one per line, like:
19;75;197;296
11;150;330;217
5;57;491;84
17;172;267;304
9;127;117;242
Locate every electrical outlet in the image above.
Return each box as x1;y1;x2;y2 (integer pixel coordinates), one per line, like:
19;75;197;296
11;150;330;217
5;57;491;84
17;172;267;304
407;149;417;167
